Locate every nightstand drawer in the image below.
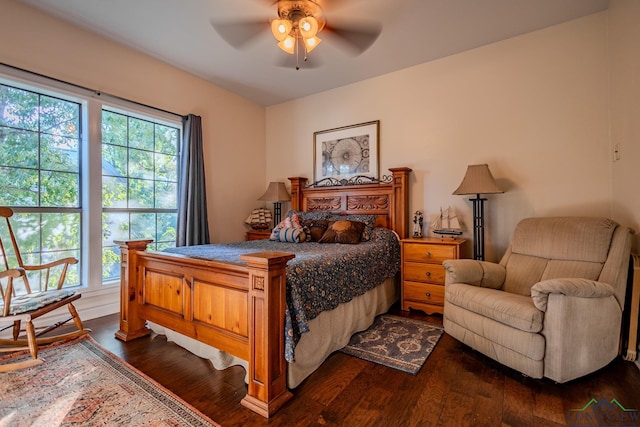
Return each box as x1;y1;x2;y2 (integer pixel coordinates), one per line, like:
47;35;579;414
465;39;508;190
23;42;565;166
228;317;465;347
400;237;464;315
403;262;446;284
403;243;457;264
403;282;445;306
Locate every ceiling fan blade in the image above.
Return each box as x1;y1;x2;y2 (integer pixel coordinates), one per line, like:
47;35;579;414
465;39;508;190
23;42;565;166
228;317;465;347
316;0;368;11
210;19;267;49
324;21;382;55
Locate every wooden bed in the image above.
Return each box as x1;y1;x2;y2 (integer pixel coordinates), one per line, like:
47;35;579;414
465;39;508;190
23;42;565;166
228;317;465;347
114;167;411;417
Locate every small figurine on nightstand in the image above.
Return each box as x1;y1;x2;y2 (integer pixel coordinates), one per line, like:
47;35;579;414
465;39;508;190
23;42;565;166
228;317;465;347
244;208;273;230
412;210;424;238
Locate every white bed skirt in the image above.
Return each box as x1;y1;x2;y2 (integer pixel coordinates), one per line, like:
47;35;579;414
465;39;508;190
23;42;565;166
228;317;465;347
148;275;399;388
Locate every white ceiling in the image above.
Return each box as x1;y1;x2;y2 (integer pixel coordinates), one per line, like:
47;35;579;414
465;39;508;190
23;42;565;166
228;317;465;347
21;0;609;106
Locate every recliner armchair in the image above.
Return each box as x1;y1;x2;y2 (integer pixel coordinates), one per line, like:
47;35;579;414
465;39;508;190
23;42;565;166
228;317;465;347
443;217;632;383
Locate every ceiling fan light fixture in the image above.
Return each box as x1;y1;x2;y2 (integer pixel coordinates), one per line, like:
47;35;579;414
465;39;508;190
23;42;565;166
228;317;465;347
299;16;319;39
277;36;296;54
271;19;292;41
303;35;321;52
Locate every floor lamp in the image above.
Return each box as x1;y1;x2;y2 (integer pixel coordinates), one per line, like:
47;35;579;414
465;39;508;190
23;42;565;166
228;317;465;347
453;164;503;261
259;182;291;226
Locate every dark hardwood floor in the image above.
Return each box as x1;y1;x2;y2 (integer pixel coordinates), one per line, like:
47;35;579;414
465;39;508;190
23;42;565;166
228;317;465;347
85;305;640;427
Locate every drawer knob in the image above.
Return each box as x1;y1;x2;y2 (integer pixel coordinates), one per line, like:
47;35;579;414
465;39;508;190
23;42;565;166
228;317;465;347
425;252;431;257
425;272;431;277
425;292;431;297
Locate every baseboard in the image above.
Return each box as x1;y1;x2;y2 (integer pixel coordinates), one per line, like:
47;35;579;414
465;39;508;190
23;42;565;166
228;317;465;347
55;285;121;323
75;285;120;319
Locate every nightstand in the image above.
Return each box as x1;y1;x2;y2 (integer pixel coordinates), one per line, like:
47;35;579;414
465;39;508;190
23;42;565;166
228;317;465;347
246;229;272;241
400;237;465;315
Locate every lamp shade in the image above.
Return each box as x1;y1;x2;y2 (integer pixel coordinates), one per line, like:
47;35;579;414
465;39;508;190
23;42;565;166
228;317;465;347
452;164;503;196
258;182;291;202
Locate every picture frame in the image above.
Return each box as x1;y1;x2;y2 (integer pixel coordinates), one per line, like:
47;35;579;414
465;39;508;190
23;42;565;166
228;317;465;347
313;120;380;186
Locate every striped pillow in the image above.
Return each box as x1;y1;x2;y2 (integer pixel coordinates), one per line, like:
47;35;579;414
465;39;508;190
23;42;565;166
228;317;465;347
275;227;307;243
270;213;303;240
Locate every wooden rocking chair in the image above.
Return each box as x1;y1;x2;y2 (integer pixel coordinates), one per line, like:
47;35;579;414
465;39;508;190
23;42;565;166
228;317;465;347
0;207;90;372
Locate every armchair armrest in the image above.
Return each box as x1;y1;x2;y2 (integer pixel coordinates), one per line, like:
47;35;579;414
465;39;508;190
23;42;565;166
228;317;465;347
530;278;616;312
442;259;506;289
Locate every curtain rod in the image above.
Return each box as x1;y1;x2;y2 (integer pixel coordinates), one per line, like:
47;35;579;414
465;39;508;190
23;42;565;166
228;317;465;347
0;62;184;119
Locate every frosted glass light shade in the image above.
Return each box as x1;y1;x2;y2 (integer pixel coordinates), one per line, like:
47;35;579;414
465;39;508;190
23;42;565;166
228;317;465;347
303;36;321;52
299;16;318;38
271;19;292;41
277;36;296;54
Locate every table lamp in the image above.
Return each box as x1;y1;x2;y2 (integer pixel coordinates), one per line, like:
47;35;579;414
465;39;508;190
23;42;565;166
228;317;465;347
453;164;503;260
259;182;291;226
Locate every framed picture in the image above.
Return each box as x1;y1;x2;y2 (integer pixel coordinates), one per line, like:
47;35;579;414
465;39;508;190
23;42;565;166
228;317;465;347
313;120;380;185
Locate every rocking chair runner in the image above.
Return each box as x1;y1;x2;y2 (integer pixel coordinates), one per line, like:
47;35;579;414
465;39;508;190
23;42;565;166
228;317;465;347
0;207;90;372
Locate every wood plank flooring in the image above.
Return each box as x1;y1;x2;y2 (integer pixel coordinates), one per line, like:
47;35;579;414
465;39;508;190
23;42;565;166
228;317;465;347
85;305;640;427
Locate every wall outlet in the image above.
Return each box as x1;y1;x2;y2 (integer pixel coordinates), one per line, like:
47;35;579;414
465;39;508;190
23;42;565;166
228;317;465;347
613;143;621;161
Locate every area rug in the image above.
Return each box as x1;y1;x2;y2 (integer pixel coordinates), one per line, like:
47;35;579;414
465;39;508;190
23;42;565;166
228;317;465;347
340;314;444;374
0;336;219;427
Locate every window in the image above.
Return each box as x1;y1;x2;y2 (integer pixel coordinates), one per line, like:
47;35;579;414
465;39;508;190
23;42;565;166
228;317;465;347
0;84;82;290
101;110;179;281
0;73;181;290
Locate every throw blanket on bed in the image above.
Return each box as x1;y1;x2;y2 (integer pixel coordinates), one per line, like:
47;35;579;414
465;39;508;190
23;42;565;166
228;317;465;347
164;227;400;362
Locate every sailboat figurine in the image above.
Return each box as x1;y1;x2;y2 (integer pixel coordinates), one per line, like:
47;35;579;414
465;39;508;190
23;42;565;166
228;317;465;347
431;206;463;237
244;208;273;230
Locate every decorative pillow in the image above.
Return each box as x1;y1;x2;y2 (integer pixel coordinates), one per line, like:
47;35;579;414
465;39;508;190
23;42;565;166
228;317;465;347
318;220;365;244
301;219;330;242
327;214;378;241
274;227;307;243
270;213;303;240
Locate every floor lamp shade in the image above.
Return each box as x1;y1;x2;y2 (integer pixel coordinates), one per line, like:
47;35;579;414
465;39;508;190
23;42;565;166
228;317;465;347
259;182;291;226
453;164;503;260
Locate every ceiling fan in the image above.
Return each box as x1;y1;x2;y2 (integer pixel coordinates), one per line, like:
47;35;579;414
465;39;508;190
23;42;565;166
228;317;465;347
211;0;382;70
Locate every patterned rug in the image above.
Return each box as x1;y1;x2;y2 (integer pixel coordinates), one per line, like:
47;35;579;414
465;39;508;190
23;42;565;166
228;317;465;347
0;336;219;426
340;314;444;374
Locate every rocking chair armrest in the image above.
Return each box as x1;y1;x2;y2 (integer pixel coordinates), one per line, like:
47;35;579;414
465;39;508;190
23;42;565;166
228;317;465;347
0;267;25;279
1;268;25;317
21;257;78;271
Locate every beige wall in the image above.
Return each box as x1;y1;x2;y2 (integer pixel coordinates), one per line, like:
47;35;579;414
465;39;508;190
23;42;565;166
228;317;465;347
0;0;266;244
608;0;640;368
609;0;640;252
267;13;610;261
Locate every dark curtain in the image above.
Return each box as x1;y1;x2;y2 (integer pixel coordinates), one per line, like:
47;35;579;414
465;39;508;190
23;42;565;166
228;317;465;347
177;114;210;246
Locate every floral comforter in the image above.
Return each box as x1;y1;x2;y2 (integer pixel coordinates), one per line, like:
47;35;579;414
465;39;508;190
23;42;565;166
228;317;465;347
164;227;400;362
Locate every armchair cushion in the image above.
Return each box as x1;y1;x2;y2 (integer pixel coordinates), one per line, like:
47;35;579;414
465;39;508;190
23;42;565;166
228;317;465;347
446;283;543;333
511;217;617;262
530;278;616;312
502;217;617;295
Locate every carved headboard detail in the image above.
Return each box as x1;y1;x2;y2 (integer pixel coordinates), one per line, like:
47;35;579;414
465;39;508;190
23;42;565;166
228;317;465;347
288;167;412;238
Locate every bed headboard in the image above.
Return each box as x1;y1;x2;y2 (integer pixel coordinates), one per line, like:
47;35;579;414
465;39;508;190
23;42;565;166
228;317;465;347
288;167;412;239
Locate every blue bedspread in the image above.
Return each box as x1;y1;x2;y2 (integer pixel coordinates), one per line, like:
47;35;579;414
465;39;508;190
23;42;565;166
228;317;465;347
164;227;400;362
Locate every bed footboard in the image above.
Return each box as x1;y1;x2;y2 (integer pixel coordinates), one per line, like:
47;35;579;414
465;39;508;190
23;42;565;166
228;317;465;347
114;240;295;418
